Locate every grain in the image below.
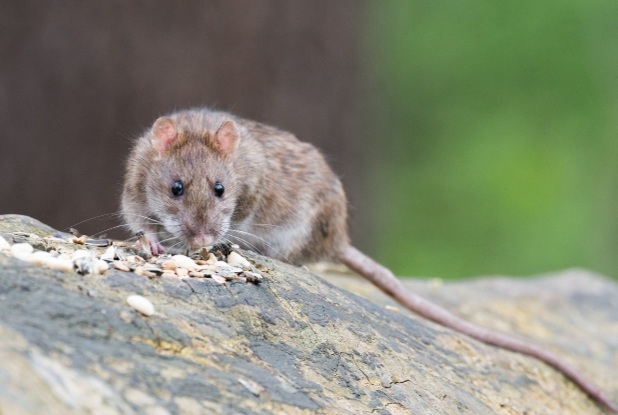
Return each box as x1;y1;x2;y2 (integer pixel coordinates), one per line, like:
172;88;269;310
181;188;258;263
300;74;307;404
0;235;10;251
226;251;251;269
10;243;34;262
126;295;155;316
171;255;197;269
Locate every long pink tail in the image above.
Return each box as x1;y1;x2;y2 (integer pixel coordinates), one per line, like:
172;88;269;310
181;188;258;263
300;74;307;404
340;245;617;413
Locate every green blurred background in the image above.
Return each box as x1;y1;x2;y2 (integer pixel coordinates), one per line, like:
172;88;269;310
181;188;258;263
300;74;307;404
368;1;618;279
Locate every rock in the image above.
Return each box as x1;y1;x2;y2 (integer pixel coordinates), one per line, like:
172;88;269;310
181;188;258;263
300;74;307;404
0;214;616;415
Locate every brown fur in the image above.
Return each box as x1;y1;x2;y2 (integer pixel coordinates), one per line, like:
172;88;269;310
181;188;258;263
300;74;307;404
122;108;348;264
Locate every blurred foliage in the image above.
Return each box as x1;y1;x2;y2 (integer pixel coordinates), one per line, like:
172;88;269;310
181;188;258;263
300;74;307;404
367;1;618;279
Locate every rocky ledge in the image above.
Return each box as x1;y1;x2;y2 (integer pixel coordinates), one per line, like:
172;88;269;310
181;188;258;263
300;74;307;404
0;214;616;415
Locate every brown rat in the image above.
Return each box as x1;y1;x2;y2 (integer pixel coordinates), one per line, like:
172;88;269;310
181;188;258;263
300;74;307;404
122;108;617;412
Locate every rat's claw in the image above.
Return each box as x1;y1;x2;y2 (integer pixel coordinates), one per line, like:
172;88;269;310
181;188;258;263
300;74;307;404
149;238;166;255
135;233;166;256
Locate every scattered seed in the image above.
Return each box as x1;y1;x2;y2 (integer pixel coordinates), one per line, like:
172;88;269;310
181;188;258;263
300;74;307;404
238;378;265;396
84;239;111;247
385;305;399;313
216;264;243;274
211;274;227;284
0;235;10;251
11;242;33;255
115;247;130;260
113;261;130;272
74;254;98;275
211;243;232;257
221;273;239;281
71;249;90;261
172;255;197;269
136;231;152;257
226;251;251;269
142;265;163;276
95;259;109;274
243;271;264;283
71;235;87;245
10;243;34;262
126;255;146;263
44;256;75;272
126;294;155;316
100;245;117;262
194;266;214;276
29;251;74;272
198;247;213;259
160;259;177;271
134;266;156;278
29;250;52;266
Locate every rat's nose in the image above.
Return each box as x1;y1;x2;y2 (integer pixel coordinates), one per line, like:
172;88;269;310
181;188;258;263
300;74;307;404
191;231;215;249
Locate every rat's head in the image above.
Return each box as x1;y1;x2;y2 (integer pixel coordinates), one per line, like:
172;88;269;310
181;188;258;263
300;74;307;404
144;115;241;250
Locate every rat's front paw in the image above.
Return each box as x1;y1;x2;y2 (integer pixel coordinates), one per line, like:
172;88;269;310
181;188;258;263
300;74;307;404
135;232;166;256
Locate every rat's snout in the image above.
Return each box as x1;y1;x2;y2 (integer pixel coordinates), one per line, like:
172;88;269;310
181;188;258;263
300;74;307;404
188;229;217;249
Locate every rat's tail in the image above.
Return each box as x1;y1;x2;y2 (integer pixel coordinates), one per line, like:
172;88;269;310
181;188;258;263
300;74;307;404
340;245;617;413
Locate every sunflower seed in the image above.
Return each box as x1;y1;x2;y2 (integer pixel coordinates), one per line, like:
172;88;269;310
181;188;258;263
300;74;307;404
10;243;34;262
172;255;197;269
134;266;156;278
0;235;10;251
238;378;264;396
100;245;117;262
226;251;251;269
243;271;264;283
189;270;205;278
211;274;226;284
160;259;177;271
126;295;155;316
84;239;111;247
113;261;130;272
71;249;90;261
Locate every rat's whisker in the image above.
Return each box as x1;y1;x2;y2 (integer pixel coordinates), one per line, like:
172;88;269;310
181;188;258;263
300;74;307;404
226;229;289;262
250;223;285;229
65;212;126;231
224;234;263;256
90;223;135;239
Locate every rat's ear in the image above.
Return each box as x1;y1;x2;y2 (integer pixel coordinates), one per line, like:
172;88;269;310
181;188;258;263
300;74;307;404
151;117;178;154
214;120;240;156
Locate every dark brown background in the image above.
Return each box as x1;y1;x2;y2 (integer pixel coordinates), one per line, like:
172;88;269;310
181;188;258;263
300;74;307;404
0;1;375;251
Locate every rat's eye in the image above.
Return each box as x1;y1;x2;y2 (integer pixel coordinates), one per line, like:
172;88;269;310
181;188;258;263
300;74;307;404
214;181;225;197
171;180;184;197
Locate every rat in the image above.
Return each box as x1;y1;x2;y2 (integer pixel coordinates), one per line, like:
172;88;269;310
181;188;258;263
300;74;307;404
121;107;617;412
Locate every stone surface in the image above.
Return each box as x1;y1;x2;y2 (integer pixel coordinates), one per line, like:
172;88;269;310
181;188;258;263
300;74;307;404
0;214;617;415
